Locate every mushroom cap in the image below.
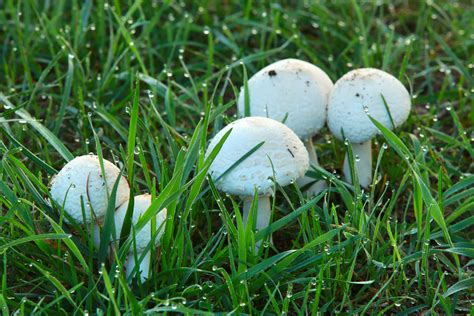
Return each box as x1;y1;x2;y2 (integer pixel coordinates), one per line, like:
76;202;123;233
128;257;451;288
50;155;130;224
206;117;309;196
237;58;334;140
327;68;411;144
114;194;167;252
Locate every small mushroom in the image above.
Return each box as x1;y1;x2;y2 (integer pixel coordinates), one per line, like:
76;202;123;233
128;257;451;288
237;58;333;196
50;154;130;224
113;194;167;282
205;117;309;245
327;68;411;187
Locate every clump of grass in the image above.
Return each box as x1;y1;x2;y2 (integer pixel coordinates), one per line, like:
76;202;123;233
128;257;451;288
0;1;473;314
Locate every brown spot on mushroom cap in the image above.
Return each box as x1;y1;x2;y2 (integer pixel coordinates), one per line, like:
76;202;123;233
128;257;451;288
268;70;277;76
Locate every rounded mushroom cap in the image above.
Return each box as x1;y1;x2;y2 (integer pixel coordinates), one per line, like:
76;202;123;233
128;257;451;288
50;155;130;224
206;117;309;196
237;58;334;140
327;68;411;144
114;194;167;252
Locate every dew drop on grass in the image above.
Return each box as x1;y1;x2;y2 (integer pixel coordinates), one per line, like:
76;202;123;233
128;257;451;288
324;245;330;254
382;143;388;149
355;155;360;162
203;26;210;35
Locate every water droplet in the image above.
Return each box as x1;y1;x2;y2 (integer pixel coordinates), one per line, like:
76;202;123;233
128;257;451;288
203;26;210;35
382;143;388;149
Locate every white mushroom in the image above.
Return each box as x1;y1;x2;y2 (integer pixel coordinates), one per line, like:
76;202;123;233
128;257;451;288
237;58;333;196
50;154;130;224
327;68;411;187
205;117;309;245
113;194;167;282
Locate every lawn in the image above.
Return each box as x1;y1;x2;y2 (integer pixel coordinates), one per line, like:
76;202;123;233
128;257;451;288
0;1;473;314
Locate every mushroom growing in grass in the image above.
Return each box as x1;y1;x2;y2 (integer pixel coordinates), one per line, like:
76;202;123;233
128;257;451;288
205;117;309;243
237;58;333;196
113;194;167;282
50;154;130;224
327;68;411;187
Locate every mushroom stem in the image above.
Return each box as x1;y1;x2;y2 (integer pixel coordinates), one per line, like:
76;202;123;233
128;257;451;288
296;138;327;195
126;250;151;282
343;140;372;188
306;137;319;166
242;195;272;243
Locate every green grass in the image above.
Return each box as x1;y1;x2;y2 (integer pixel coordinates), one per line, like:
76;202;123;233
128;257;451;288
1;1;473;314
